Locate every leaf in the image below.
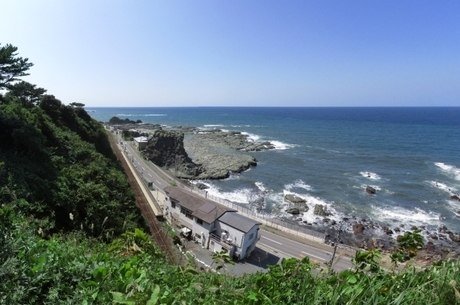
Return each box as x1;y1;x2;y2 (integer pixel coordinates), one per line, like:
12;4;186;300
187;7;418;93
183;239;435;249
110;291;135;305
347;275;358;284
147;285;161;305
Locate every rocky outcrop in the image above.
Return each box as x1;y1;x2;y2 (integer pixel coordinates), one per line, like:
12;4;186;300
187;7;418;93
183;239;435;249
284;194;306;204
366;186;376;194
353;223;365;235
286;207;300;215
313;204;331;217
193;129;275;152
108;116;142;125
143;130;202;178
184;132;258;179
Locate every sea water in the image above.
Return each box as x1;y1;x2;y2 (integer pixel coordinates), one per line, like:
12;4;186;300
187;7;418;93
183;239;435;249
88;107;460;232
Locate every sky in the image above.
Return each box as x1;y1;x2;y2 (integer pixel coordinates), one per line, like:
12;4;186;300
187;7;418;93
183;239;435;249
1;0;460;107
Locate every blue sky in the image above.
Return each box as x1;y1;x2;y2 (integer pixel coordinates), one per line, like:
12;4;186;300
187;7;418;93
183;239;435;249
2;0;459;107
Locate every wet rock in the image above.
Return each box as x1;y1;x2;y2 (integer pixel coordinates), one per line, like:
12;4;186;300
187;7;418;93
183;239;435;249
195;183;209;190
394;227;401;233
439;225;448;233
353;223;365;235
286;207;300;215
314;204;331;217
450;194;460;201
284;194;306;204
448;232;460;243
429;233;438;240
365;186;377;194
383;226;394;235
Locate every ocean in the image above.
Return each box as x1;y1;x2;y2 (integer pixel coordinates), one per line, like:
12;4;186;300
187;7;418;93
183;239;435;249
88;107;460;232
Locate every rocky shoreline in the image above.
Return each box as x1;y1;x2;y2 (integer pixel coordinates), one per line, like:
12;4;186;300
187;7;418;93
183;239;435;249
109;120;460;261
279;191;460;261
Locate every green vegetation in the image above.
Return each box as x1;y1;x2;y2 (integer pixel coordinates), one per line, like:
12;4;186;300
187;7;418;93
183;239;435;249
1;43;459;304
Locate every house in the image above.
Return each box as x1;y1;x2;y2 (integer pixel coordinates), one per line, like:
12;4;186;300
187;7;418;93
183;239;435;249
133;136;148;150
163;186;260;260
210;211;260;259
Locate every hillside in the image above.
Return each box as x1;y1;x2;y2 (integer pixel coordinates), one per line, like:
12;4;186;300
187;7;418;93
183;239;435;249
1;43;459;305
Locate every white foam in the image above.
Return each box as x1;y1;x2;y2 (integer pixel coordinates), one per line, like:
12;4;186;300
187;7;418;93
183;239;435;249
435;162;460;181
285;179;312;192
360;171;381;181
428;180;457;195
281;190;342;224
372;205;440;226
241;132;261;142
199;182;253;204
255;181;268;193
203;124;225;128
230;125;252;128
270;140;297;150
360;184;382;191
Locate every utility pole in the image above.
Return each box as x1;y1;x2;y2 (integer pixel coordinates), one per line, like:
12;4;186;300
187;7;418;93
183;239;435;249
328;221;344;268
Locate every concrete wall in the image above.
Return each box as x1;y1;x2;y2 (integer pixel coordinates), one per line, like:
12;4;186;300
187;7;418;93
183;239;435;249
240;225;260;258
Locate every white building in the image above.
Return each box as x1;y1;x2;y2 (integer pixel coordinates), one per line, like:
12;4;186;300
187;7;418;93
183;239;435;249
163;186;260;260
133;136;148;150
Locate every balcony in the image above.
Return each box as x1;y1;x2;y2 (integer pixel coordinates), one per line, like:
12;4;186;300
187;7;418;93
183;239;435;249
210;233;234;250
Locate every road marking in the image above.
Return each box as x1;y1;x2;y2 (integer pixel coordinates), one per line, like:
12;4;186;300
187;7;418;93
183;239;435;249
301;251;328;261
261;236;282;245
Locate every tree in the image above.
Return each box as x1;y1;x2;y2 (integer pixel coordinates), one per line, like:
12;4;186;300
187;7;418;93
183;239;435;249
0;44;33;89
4;81;46;106
391;229;424;264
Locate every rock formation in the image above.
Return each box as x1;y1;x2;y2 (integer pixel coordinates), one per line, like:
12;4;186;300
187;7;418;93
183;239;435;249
284;194;306;204
143;130;202;178
366;185;377;194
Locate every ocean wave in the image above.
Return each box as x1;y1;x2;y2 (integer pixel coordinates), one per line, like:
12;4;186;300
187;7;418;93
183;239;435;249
255;181;268;193
435;162;460;181
241;131;261;142
230;124;252;128
360;171;381;181
116;113;167;117
360;184;382;191
194;181;253;204
428;180;457;195
203;124;225;128
270;140;297;150
372;205;440;226
285;179;312;192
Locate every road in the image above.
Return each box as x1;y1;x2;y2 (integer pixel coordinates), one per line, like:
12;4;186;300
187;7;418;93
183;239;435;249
259;230;352;271
114;131;353;271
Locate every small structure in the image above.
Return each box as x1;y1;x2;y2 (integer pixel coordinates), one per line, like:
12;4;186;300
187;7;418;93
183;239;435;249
210;211;260;259
163;186;260;260
133;136;148;150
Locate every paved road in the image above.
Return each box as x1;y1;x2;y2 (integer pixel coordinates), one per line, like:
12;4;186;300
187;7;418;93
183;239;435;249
259;230;352;271
114;131;353;271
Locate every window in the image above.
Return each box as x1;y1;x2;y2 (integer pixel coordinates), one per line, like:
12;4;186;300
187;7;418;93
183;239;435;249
171;201;176;209
196;218;203;225
248;233;254;240
180;207;193;219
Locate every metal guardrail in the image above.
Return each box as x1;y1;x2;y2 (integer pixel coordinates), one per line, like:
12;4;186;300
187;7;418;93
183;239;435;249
189;187;326;243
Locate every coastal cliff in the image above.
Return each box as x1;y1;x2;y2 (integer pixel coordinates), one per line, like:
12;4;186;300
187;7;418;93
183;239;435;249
139;127;266;179
143;129;203;178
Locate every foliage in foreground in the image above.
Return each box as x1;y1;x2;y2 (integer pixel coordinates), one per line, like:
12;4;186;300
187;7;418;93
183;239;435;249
1;214;460;305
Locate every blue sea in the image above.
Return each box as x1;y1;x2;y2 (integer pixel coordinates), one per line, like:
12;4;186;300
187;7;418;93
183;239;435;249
88;107;460;232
